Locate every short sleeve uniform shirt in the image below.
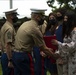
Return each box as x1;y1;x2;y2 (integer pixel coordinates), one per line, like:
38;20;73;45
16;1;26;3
1;21;16;51
15;20;45;52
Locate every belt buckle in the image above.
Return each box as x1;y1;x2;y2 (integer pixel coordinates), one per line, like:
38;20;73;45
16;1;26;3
14;49;23;53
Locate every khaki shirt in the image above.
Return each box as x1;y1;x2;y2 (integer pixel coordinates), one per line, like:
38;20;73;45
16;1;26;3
0;30;1;42
1;21;16;52
15;20;45;52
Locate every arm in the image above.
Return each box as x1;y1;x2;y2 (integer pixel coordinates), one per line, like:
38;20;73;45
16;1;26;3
51;30;76;54
40;44;54;57
5;42;12;61
32;27;55;57
5;29;14;68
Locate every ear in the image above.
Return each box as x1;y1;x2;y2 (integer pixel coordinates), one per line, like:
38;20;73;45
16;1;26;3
36;14;40;20
34;14;39;21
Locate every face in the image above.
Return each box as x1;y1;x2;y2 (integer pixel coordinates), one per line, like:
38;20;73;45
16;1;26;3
64;16;68;22
37;14;45;25
63;15;68;28
56;12;62;17
12;14;18;23
48;15;57;25
49;15;56;20
56;12;63;21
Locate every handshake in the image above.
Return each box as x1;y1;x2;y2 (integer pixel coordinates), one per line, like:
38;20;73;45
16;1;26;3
40;47;60;60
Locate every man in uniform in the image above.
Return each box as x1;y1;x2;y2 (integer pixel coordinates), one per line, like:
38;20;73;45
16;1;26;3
12;8;54;75
1;8;18;75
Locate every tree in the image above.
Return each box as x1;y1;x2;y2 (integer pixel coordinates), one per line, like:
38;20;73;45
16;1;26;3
47;0;76;11
47;0;56;10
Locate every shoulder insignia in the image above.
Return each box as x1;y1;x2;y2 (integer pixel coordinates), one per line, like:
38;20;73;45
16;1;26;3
7;31;12;39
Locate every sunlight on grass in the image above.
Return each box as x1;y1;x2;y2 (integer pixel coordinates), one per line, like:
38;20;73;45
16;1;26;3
47;71;51;75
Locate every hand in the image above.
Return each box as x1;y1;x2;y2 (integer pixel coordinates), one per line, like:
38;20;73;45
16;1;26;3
48;48;54;55
8;61;14;68
49;48;53;52
48;48;60;59
40;51;47;57
57;58;63;65
53;53;61;59
51;39;58;46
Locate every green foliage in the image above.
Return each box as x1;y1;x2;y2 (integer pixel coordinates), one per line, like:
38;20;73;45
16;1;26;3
47;0;56;9
47;0;76;12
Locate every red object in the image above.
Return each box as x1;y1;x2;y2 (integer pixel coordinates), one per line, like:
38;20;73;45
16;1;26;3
28;53;34;75
11;68;14;75
43;35;57;51
43;35;57;63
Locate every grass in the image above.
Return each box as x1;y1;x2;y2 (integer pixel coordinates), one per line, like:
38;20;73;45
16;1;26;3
0;60;2;75
47;71;51;75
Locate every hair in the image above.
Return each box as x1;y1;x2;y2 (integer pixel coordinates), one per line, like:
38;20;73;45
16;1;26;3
62;10;76;39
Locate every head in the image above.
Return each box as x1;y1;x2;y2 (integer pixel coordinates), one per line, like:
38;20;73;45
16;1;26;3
45;13;57;35
56;12;63;21
30;8;47;25
56;8;66;21
48;13;57;26
62;10;76;38
4;8;18;23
